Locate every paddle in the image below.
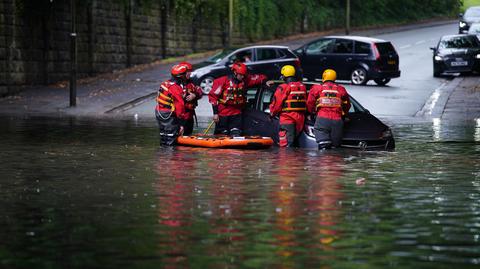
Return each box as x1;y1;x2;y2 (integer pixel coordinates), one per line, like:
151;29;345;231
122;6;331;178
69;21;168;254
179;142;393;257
203;120;215;135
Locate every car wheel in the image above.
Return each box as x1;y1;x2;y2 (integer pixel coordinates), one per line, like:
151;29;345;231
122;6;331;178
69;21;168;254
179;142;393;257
351;67;368;85
200;76;214;94
374;78;391;86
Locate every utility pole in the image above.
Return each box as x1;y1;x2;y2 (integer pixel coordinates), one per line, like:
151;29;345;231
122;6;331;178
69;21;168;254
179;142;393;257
228;0;233;47
345;0;350;35
70;0;77;107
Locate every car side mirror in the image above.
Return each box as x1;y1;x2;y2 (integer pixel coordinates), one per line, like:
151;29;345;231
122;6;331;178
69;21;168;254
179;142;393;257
294;48;304;55
430;47;436;51
364;109;370;114
459;13;463;18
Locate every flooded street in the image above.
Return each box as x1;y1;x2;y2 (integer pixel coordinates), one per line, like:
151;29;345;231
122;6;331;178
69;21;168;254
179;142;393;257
0;117;479;269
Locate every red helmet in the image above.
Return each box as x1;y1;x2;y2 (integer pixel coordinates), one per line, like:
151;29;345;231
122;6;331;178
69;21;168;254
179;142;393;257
171;64;188;77
179;61;193;72
231;62;247;76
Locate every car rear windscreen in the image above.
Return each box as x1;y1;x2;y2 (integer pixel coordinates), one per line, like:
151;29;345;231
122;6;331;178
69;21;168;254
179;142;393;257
375;42;396;55
439;35;480;49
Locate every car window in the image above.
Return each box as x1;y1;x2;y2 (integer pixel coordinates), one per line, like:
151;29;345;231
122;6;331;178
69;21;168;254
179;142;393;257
305;39;334;55
468;24;480;34
246;88;259;109
261;89;274;112
333;39;353;54
256;48;278;61
375;42;396;55
354;41;371;54
465;8;480;18
227;49;253;63
439;35;480;49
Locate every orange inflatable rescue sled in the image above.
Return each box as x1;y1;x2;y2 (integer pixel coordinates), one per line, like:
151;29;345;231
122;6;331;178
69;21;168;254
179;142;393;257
177;135;274;149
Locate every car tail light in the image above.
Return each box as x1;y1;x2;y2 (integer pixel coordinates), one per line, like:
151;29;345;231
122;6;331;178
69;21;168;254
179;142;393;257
294;58;301;68
372;43;381;60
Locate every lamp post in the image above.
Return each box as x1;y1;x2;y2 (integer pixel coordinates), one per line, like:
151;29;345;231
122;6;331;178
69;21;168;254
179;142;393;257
70;0;77;107
345;0;350;35
228;0;233;47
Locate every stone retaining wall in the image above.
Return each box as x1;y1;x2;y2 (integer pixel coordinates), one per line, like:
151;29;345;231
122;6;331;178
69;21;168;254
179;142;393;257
0;0;234;96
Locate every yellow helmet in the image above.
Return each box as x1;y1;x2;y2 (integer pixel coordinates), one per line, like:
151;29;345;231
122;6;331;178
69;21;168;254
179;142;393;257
322;69;337;82
281;65;296;78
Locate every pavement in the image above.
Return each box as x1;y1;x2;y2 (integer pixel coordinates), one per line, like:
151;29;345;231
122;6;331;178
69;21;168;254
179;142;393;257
0;19;479;125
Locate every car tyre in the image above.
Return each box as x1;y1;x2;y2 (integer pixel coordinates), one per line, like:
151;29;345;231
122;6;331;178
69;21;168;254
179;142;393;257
200;76;215;94
433;70;441;77
351;67;368;85
374;78;391;86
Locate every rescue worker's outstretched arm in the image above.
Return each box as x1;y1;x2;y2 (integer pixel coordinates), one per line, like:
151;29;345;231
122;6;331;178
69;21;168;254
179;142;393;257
306;86;319;115
245;74;268;88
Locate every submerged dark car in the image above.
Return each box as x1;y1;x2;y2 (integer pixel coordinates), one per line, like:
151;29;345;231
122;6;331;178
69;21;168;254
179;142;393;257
294;36;400;86
190;45;301;94
459;6;480;33
430;34;480;77
242;82;395;150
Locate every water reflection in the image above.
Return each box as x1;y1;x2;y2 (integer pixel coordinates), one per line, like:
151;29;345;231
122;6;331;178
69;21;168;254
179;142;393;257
0;117;479;269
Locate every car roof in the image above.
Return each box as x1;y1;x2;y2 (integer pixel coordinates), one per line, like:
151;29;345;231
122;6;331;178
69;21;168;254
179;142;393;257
440;34;477;39
322;35;388;43
232;45;291;50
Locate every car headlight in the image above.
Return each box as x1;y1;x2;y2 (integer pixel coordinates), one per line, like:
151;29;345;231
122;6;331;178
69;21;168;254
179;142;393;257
459;21;467;28
476;54;480;59
381;128;393;139
434;55;443;61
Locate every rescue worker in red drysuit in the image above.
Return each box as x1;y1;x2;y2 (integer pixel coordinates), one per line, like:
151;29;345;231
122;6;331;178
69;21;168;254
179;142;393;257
269;65;307;147
306;69;351;149
178;61;203;135
208;62;272;135
155;64;188;146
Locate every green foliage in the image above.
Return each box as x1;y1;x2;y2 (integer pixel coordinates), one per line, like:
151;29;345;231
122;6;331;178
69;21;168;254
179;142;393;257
232;0;460;41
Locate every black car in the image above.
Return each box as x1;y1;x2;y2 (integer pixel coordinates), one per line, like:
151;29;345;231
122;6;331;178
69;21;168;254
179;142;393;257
459;6;480;34
242;82;395;150
430;34;480;77
294;36;401;86
190;45;301;94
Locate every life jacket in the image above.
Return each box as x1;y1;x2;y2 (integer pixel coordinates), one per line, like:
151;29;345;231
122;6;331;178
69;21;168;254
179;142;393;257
315;84;342;111
281;82;307;112
218;80;246;106
156;81;176;112
183;83;198;111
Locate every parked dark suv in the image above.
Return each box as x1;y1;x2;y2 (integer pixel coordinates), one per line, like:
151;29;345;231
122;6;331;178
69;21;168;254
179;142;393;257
190;45;301;94
294;36;400;86
459;6;480;34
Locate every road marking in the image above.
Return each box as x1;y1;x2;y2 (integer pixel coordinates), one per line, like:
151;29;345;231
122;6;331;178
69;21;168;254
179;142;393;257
415;81;447;117
399;44;411;49
415;40;426;45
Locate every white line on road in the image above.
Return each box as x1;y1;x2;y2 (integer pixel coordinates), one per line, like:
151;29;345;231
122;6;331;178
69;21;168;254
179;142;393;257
415;40;426;45
415;81;447;117
399;44;412;49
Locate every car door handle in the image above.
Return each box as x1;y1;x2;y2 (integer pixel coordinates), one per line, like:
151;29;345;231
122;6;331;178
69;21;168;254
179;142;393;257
346;57;353;62
320;57;327;61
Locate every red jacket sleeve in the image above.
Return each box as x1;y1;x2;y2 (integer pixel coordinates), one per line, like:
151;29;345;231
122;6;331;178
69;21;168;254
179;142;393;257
339;85;351;115
307;85;319;114
269;84;287;116
245;74;267;88
208;76;226;106
194;85;203;100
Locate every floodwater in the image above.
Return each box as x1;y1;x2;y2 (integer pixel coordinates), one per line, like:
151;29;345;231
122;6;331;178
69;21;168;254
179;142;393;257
0;117;479;269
